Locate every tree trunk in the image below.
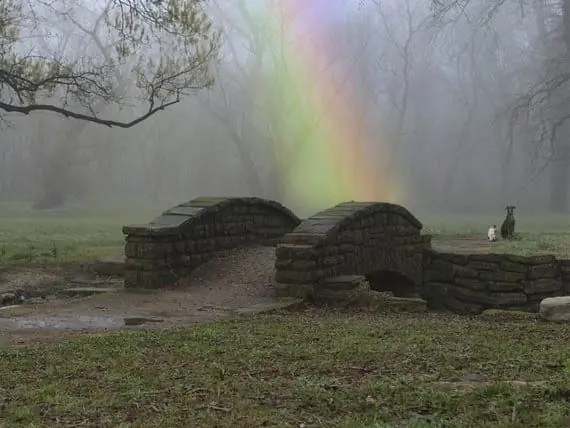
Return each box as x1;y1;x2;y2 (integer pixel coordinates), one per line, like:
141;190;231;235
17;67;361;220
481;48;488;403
33;150;73;209
549;121;570;212
548;0;570;212
32;122;84;210
549;153;570;212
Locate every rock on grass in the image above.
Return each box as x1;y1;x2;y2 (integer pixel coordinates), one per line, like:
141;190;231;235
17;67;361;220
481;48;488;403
539;296;570;323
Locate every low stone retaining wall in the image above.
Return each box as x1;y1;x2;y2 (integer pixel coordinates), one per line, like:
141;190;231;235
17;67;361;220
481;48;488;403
421;251;570;314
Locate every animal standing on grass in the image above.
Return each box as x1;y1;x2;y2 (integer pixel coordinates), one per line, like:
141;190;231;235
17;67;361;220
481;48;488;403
500;205;516;239
488;224;497;242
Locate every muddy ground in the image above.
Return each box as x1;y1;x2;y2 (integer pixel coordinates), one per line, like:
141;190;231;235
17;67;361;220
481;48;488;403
0;246;302;347
0;238;506;347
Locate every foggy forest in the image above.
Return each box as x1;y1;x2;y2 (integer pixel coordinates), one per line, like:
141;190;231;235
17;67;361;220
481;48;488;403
1;0;570;218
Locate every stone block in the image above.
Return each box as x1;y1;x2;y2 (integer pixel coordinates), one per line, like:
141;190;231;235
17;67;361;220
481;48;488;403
442;295;484;315
275;283;315;299
455;277;486;291
419;281;448;301
313;285;363;304
437;253;469;265
424;269;454;283
455;266;479;278
527;263;560;280
487;282;523;292
320;275;366;290
479;271;525;282
465;261;499;272
522;278;562;295
470;254;506;263
507;255;556;265
124;241;176;259
276;244;318;260
449;286;527;307
274;269;323;283
539;296;570;323
527;289;565;302
500;261;527;273
320;255;346;266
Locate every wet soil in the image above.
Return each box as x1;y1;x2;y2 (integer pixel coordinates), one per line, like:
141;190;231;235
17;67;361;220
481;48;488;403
1;239;519;347
0;246;302;347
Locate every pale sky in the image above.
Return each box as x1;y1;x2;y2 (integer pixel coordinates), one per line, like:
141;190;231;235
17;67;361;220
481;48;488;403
299;0;356;23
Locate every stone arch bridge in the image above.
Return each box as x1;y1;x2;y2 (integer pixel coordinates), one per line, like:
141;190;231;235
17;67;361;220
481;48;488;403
123;198;431;297
274;202;432;298
122;197;570;314
123;197;300;288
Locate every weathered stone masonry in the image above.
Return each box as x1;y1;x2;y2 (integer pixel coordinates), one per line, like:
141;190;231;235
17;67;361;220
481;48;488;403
122;196;570;314
421;251;570;314
274;202;432;299
122;197;300;288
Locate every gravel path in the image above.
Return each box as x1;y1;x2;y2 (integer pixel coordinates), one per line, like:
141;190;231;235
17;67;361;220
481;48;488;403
181;244;278;307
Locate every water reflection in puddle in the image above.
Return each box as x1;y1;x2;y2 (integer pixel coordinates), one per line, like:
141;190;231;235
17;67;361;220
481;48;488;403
1;315;123;331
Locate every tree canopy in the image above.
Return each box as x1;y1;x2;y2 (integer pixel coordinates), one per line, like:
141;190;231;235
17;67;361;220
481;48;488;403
0;0;220;127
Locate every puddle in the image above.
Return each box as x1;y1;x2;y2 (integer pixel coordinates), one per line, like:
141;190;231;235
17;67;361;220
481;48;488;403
0;246;302;342
0;315;124;331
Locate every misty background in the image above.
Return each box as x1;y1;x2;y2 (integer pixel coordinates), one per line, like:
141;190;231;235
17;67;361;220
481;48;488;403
1;0;569;218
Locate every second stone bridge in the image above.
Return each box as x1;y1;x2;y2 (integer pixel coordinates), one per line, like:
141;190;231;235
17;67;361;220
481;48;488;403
274;201;432;299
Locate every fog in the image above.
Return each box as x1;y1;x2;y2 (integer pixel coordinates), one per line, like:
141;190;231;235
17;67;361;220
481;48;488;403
1;0;570;218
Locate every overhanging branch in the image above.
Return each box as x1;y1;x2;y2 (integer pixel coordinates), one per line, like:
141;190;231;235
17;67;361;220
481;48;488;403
0;99;180;127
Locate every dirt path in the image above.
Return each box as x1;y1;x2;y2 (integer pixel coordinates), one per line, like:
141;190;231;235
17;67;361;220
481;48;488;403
0;246;298;346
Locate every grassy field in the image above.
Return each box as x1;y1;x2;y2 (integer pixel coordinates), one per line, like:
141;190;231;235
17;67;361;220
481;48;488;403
1;204;570;427
422;214;570;258
0;202;156;264
1;308;570;427
2;203;570;264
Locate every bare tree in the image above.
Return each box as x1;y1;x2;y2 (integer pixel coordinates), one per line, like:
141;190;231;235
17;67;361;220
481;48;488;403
433;0;570;212
197;1;362;204
0;0;220;127
366;0;433;186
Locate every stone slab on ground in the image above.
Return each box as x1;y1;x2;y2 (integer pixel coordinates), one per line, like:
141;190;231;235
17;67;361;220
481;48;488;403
233;298;304;316
59;287;121;298
68;278;124;288
539;296;570;323
88;257;125;277
312;275;368;305
124;316;165;326
321;275;366;287
368;295;428;313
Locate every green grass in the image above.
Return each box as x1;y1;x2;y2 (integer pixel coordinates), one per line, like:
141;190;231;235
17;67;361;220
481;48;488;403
0;202;156;264
423;214;570;259
1;204;570;426
2;204;570;264
1;309;570;427
421;214;570;237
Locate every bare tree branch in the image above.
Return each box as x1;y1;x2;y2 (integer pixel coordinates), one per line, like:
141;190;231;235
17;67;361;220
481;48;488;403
0;0;220;127
0;97;179;127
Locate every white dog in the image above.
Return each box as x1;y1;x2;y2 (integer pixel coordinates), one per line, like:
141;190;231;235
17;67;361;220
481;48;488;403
488;224;497;242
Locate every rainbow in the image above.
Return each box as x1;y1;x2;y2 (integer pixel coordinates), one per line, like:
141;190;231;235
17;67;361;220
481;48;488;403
261;0;404;214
